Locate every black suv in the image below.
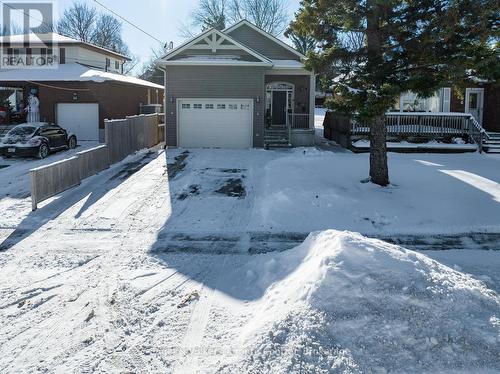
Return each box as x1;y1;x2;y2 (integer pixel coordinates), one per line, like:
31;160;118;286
0;123;77;159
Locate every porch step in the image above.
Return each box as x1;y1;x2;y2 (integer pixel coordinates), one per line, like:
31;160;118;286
265;142;293;149
265;131;289;137
264;126;291;149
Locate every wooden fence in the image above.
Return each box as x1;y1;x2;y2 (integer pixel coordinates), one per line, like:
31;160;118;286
77;145;110;180
105;113;162;164
30;156;81;211
30;113;165;210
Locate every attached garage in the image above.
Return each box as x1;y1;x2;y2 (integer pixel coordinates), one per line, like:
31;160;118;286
178;99;253;148
56;103;99;142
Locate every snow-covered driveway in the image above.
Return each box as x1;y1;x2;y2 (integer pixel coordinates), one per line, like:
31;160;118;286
0;146;499;372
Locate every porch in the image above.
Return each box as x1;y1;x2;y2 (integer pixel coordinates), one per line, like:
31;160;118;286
263;75;315;148
323;111;496;153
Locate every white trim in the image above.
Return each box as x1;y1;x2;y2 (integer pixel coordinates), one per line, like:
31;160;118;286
266;82;295;126
176;98;254;148
441;87;451;112
265;68;312;76
309;73;316;129
162;60;272;67
159;28;272;66
465;87;485;125
224;20;306;59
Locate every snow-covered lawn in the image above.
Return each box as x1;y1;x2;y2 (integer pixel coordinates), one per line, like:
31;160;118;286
0;135;499;372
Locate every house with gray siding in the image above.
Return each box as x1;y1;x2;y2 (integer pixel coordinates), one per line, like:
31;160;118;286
157;20;315;148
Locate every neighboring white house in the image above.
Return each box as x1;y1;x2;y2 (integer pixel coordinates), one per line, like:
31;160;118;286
0;32;129;73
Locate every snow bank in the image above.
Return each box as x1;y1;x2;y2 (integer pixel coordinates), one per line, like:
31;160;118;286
222;231;500;373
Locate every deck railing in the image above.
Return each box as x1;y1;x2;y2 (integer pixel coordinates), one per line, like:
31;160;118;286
350;112;489;152
287;113;310;130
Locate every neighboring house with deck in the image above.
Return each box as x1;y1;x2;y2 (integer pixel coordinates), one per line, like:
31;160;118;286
324;84;500;153
157;20;315;149
0;32;163;142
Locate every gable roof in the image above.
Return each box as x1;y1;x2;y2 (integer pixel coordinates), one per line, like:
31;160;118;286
159;28;273;67
0;32;131;61
224;20;305;60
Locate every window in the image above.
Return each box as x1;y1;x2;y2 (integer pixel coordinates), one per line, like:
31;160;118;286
228;104;238;110
396;91;441;112
193;104;202;109
469;93;478;109
59;48;65;64
217;104;226;109
205;104;214;109
240;104;250;110
106;58;110;70
181;103;191;109
115;61;120;70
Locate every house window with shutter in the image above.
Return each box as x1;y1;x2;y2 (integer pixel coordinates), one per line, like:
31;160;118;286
115;61;119;70
106;58;110;71
441;88;451;112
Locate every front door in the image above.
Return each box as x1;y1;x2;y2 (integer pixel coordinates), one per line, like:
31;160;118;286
465;88;484;124
272;91;287;126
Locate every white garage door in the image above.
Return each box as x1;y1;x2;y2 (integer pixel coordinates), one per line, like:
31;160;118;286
57;103;99;142
178;99;253;148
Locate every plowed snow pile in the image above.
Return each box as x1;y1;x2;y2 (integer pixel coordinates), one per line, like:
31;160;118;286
220;231;500;373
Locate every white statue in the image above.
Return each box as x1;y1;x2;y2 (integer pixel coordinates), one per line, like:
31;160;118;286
26;94;40;123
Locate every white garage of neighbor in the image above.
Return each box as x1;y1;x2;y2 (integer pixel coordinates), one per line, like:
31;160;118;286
178;99;253;148
56;103;100;142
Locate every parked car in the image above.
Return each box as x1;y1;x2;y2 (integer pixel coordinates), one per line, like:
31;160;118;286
0;122;77;159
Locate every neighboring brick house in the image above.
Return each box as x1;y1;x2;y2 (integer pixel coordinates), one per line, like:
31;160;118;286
0;32;163;142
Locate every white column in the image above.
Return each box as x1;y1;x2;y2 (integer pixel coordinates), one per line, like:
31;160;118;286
309;73;315;129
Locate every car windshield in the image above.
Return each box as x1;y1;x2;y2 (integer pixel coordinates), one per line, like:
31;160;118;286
7;125;37;137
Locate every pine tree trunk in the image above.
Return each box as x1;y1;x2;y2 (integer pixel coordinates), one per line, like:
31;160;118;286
366;0;390;187
369;115;389;186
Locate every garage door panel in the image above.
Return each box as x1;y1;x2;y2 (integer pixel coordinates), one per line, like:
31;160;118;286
178;99;252;148
57;103;99;142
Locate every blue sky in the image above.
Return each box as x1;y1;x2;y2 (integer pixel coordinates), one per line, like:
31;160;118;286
53;0;302;66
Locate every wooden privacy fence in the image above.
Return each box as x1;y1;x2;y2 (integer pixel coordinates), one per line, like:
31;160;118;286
30;156;80;211
30;145;110;210
30;114;165;210
105;113;162;164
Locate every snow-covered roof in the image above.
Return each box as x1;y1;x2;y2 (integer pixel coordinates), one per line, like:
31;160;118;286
271;59;305;69
0;63;163;89
0;32;130;60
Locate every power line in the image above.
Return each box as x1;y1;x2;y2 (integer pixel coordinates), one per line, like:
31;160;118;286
92;0;165;45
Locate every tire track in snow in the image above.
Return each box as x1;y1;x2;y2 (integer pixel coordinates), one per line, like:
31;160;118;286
173;258;227;374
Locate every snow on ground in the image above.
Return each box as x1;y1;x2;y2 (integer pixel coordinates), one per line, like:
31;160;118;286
161;147;500;236
217;231;500;373
0;115;499;372
0;141;98;228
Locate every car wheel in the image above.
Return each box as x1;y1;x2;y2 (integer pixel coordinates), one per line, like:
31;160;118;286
38;143;49;159
68;136;77;150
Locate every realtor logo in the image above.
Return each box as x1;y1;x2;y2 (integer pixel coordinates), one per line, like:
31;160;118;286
1;1;58;69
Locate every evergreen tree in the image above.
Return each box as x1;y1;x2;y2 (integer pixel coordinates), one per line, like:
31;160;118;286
285;31;316;55
291;0;499;186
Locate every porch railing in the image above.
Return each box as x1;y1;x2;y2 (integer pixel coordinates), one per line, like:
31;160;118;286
350;112;489;152
287;113;310;130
